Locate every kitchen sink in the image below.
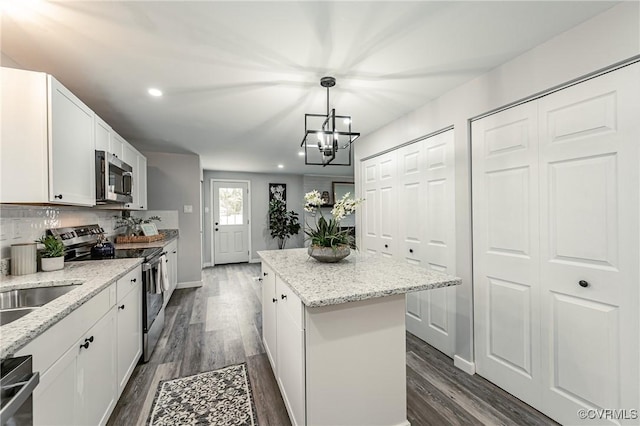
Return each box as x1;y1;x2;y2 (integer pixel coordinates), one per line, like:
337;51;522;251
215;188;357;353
0;307;39;326
0;284;81;312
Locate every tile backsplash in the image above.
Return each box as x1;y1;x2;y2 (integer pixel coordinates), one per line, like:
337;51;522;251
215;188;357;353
0;205;122;260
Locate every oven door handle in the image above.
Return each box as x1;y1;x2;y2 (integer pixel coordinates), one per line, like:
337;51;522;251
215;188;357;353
0;371;39;425
142;252;168;271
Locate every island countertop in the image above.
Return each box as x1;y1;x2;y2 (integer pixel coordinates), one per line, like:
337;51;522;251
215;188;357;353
257;248;461;307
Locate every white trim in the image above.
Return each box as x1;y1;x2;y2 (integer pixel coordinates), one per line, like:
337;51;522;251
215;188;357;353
454;355;476;375
203;262;212;267
177;280;203;289
210;178;252;266
250;257;261;264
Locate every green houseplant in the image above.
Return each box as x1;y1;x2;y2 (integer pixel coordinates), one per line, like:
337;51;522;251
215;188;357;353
37;235;65;271
304;190;363;262
268;198;301;249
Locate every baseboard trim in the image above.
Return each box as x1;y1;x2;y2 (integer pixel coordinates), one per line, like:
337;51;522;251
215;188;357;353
203;262;212;267
454;355;476;375
177;280;203;289
249;257;261;264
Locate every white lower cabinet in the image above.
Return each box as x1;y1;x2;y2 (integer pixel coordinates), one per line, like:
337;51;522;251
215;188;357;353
163;240;179;306
116;267;142;396
262;264;305;426
17;265;144;425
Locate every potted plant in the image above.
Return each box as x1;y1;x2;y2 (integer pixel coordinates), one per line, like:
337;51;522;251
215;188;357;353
37;235;65;271
268;198;301;249
304;190;363;262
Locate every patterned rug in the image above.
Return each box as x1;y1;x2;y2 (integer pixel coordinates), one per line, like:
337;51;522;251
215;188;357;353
148;363;258;425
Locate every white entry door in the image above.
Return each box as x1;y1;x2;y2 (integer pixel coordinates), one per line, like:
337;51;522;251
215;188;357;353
213;180;249;265
473;62;639;424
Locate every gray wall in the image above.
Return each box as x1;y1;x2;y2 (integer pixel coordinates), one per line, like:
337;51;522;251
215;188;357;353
354;3;640;368
145;151;203;285
203;171;304;264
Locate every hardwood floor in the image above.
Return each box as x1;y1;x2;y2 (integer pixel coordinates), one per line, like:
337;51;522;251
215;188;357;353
108;263;555;426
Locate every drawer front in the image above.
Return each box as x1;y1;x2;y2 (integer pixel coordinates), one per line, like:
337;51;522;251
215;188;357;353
16;283;115;375
116;266;142;302
276;276;303;329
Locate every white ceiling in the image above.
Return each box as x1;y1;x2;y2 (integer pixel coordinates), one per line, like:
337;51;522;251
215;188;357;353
1;1;617;176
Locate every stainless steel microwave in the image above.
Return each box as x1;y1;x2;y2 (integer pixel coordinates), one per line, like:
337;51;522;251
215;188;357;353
95;150;133;204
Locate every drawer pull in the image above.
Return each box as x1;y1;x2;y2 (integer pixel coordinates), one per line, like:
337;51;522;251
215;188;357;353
272;298;277;303
85;336;94;343
54;194;63;200
131;278;137;283
80;341;90;349
258;277;263;282
578;280;589;288
281;294;287;300
263;272;268;276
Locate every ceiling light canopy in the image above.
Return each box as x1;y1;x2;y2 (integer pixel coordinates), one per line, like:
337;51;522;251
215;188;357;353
148;87;163;97
300;76;359;167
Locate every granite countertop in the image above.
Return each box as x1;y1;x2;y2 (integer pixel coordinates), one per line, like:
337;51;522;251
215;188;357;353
0;258;142;360
257;248;461;307
113;228;179;250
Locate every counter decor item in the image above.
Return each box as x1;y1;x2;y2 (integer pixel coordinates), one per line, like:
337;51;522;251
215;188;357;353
37;235;65;271
304;190;363;263
10;243;37;275
114;215;161;237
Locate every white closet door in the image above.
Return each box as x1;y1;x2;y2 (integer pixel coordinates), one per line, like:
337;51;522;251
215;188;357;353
472;101;542;406
378;151;398;258
362;157;380;255
538;64;639;424
404;130;457;356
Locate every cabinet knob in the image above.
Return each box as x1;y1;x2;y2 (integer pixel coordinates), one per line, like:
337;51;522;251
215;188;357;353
80;341;90;349
140;206;144;209
281;294;287;300
85;336;94;343
384;244;388;248
263;272;268;277
119;304;125;310
54;194;63;199
258;277;263;282
578;280;589;288
172;251;177;254
272;298;277;303
215;228;219;231
215;222;219;226
409;249;414;253
131;278;137;283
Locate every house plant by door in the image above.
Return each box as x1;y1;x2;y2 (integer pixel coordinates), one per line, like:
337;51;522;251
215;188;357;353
37;235;65;271
304;190;363;262
268;198;301;249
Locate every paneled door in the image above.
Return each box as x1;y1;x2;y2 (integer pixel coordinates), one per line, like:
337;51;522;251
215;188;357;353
472;101;542;406
213;180;249;264
361;151;397;257
402;130;457;357
473;62;639;424
538;63;639;424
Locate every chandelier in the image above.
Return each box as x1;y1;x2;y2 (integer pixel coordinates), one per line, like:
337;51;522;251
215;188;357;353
300;76;360;167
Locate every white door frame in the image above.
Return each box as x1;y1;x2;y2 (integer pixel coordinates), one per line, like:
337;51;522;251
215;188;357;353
210;178;252;265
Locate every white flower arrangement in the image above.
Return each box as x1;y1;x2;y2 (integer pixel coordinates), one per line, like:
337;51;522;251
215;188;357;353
303;190;363;248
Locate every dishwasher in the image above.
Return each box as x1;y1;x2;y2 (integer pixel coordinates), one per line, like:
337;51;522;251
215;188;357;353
0;355;39;426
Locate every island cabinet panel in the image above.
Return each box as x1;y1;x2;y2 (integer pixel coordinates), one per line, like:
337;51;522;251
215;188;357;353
261;264;277;371
305;295;408;426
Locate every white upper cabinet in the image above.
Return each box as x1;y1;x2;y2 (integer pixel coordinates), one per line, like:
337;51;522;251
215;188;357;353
94;115;111;153
122;143;147;210
110;132;125;160
1;67;96;206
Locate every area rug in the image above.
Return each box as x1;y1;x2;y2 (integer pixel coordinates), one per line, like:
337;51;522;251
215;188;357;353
148;363;258;426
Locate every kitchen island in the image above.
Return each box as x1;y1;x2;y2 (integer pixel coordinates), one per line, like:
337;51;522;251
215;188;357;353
258;248;461;426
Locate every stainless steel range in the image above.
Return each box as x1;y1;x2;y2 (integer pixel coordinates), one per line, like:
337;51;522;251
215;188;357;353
49;224;166;363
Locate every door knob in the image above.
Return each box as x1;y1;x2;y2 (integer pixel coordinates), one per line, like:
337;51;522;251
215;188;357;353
578;280;589;288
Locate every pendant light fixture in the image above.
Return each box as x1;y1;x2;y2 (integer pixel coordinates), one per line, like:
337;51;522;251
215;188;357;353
300;76;360;167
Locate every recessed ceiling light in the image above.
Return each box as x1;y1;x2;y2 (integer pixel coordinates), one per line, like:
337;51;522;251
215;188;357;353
298;151;305;156
148;88;163;97
277;164;284;169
